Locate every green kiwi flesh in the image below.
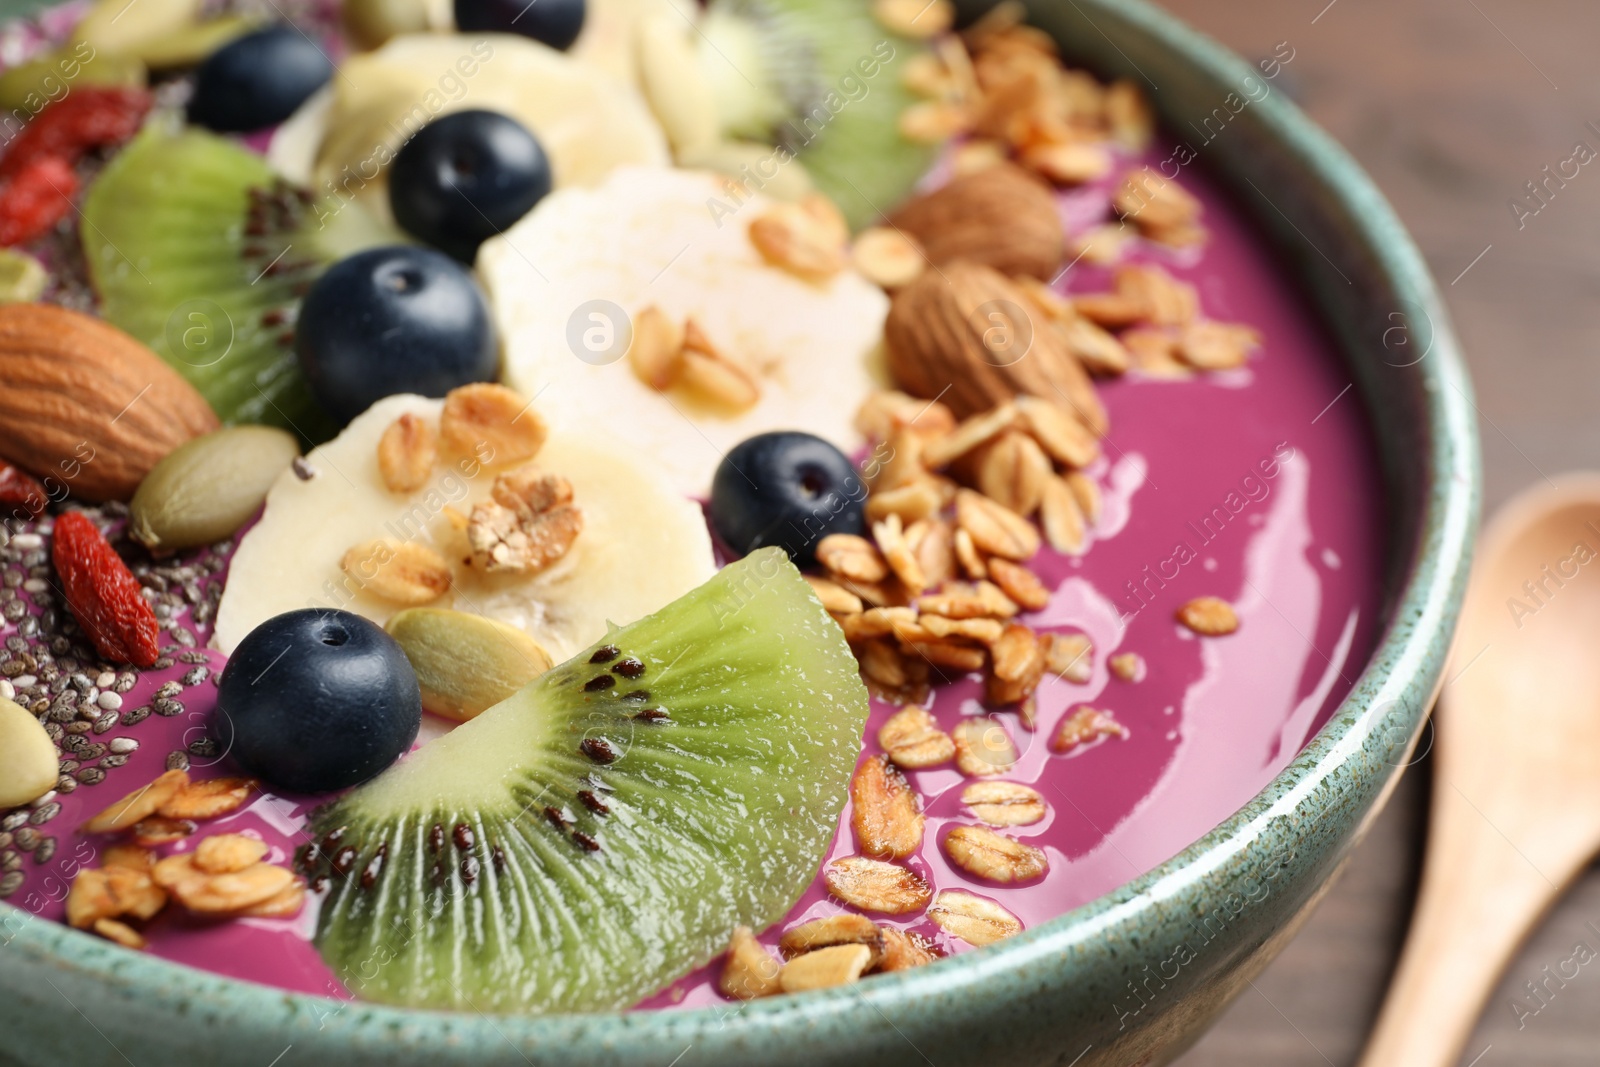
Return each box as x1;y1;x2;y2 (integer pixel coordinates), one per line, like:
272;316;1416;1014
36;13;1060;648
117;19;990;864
304;549;871;1012
81;123;397;440
699;0;939;229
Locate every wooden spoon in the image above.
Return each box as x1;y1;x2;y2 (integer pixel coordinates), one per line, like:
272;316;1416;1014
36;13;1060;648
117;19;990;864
1360;475;1600;1067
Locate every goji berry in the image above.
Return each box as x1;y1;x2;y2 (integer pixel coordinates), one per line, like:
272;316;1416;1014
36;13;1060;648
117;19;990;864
0;156;78;247
0;87;151;180
0;459;47;520
51;510;160;668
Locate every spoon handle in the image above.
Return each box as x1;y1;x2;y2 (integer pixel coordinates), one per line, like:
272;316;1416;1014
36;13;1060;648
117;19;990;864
1358;777;1591;1067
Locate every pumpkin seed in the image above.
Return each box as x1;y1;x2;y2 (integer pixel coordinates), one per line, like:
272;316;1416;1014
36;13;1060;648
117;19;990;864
130;426;298;551
385;608;554;721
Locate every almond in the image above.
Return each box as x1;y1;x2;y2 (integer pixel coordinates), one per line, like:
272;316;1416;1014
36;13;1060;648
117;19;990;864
887;163;1062;280
0;304;219;501
885;261;1107;431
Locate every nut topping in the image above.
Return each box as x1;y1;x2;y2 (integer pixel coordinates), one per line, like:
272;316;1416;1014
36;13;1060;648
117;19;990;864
625;305;685;391
193;833;269;875
748;194;848;279
851;227;927;289
82;768;189;833
816;533;890;584
955;489;1039;561
342;539;453;605
158;777;256;821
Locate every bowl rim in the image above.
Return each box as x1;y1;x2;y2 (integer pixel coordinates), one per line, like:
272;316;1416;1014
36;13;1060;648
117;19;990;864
0;0;1480;1059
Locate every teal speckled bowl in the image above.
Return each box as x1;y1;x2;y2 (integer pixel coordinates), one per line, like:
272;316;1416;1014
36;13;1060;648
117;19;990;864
0;0;1479;1063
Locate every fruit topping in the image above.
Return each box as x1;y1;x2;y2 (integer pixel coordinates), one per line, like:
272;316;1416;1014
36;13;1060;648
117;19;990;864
51;511;162;668
187;26;335;133
0;304;220;501
211;608;423;794
385;607;554;721
455;0;586;50
389;109;553;263
482;167;885;497
0;459;47;519
709;431;865;567
129;426;300;552
278;33;667;201
0;86;151;182
302;548;868;1010
687;0;941;228
0;157;78;248
81;125;401;435
215;392;715;663
295;246;499;425
0;695;59;808
71;0;203;60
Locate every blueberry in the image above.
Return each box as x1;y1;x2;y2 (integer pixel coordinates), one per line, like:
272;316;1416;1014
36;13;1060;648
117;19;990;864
453;0;585;49
295;246;499;425
389;110;552;263
210;610;421;794
187;26;333;133
709;432;865;567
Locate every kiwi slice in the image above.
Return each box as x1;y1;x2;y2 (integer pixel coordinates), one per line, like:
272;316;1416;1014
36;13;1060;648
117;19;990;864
698;0;938;229
304;548;870;1012
81;123;398;439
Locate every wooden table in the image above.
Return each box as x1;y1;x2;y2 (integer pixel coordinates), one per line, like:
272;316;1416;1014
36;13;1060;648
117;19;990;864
1155;2;1600;1064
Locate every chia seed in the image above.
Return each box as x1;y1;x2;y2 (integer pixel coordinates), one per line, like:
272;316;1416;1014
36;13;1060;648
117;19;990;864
165;751;190;773
97;691;122;711
1;571;20;589
122;705;151;726
0;871;23;898
92;712;119;734
0;850;20;873
13;829;38;852
74;767;105;785
108;737;138;755
33;837;56;864
178;651;208;665
100;754;128;769
27;802;59;825
58;760;79;774
95;671;115;688
1;812;28;832
181;667;208;687
114;672;137;694
62;721;90;735
153;698;183;717
54;775;74;794
17;616;37;637
152;657;173;670
187;737;218;758
155;681;182;700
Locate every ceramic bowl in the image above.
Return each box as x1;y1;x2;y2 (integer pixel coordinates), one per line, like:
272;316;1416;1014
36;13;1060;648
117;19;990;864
0;0;1479;1063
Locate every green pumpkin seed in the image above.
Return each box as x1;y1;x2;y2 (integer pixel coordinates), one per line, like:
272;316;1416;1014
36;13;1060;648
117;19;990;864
385;609;554;721
0;250;48;305
130;426;299;552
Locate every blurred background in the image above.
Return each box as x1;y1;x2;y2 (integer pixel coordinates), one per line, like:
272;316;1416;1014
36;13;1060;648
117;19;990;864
1156;2;1597;1064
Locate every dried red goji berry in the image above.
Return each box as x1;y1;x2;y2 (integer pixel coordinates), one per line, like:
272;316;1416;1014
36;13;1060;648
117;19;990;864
51;510;159;668
0;460;47;520
0;87;152;180
0;156;78;247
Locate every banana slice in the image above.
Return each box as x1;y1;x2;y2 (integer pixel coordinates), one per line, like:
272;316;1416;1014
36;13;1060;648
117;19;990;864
214;394;716;661
480;165;889;498
271;33;668;204
572;0;698;86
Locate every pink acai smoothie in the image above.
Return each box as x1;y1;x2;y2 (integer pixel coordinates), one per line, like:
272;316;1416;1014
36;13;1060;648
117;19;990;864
2;144;1384;1010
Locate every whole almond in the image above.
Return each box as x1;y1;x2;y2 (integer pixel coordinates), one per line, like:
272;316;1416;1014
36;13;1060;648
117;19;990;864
0;304;219;501
888;163;1062;279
